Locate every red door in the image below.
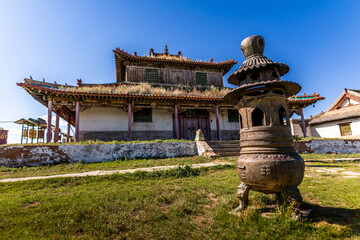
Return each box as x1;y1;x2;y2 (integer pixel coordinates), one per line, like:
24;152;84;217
177;110;211;140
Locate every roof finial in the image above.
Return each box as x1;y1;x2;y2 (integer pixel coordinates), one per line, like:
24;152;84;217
164;44;169;55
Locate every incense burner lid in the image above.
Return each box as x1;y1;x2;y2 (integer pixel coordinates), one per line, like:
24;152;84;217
228;35;290;86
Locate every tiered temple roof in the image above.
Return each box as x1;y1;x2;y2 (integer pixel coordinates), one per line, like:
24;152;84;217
17;78;227;104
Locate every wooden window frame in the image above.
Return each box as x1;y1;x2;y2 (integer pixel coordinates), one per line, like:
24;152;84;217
339;122;352;136
134;108;152;122
146;69;159;84
196;72;207;86
227;109;239;122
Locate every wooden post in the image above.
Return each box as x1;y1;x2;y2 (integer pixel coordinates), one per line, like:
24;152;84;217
174;104;179;139
54;110;60;143
300;108;307;138
75;101;80;142
36;125;39;143
215;106;221;140
21;122;24;144
31;125;35;144
46;100;52;143
67;115;71;143
128;103;132;141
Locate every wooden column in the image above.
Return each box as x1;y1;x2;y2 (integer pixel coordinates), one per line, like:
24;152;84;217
174;104;179;139
54;110;60;143
75;101;80;142
46;100;52;143
215;106;221;140
300;108;307;138
128;103;132;141
67;115;71;143
20;122;24;144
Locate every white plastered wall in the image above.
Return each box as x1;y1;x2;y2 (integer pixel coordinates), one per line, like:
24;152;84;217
311;117;360;138
209;110;240;131
80;107;173;132
289;119;312;137
80;107;128;131
132;109;173;131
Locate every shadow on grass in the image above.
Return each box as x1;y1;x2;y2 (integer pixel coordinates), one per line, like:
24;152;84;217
301;202;360;235
302;202;359;223
252;197;360;235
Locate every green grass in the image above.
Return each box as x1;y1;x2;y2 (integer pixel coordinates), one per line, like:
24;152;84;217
2;154;359;181
0;160;359;239
300;153;360;160
294;136;360;141
0;156;215;180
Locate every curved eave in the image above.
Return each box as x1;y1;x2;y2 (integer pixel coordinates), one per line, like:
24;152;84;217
227;62;289;85
18;82;224;103
223;80;301;105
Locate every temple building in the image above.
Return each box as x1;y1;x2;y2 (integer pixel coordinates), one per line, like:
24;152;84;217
309;89;360;138
18;46;240;142
17;45;324;143
288;93;325;137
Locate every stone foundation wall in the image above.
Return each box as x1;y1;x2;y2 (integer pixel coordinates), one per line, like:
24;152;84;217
294;139;360;154
0;142;197;168
80;131;174;141
210;130;240;141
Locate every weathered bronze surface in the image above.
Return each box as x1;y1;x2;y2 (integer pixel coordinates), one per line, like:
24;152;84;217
224;35;305;210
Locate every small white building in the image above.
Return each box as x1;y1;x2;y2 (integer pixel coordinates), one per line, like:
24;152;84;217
309;89;360;138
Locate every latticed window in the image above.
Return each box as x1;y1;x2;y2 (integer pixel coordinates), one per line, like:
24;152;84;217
134;108;152;122
196;72;207;85
146;69;159;84
339;123;352;136
228;110;239;122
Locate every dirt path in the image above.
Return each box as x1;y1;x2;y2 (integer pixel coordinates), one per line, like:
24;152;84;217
0;162;234;183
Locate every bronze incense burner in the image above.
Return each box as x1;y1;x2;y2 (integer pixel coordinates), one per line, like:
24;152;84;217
224;35;305;210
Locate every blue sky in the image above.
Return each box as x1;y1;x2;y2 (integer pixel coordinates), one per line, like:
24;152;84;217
1;0;360;143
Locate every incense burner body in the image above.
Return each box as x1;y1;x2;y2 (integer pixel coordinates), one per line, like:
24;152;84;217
235;96;304;194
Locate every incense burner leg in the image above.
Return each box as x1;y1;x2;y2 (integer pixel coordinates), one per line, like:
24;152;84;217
235;182;250;211
284;186;303;208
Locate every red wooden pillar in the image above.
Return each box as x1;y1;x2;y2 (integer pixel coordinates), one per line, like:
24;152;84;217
300;108;307;138
67;115;71;143
215;106;221;140
46;100;52;143
75;101;80;142
54;109;60;143
128;103;132;141
174;104;179;139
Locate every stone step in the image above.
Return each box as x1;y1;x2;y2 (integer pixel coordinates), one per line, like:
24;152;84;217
205;140;240;157
208;144;240;149
217;152;240;157
207;140;240;145
210;147;240;153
